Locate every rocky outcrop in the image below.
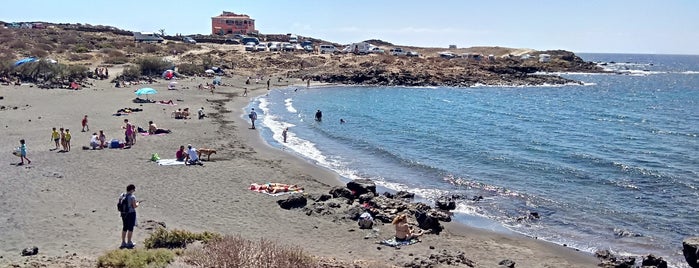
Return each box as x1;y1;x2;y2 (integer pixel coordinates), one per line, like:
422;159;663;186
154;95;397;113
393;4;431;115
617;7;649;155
401;249;475;268
346;179;376;197
276;194;307;209
641;254;667;268
21;246;38;256
435;197;456;211
684;237;699;268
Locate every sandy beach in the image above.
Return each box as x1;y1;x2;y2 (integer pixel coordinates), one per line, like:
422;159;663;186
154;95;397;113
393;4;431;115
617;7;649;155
0;75;599;267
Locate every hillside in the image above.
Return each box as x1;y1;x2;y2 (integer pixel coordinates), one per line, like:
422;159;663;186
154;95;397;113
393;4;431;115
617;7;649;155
0;22;605;87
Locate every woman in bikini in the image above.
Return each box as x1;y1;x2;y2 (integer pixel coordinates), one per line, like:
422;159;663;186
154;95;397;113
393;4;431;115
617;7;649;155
392;214;423;241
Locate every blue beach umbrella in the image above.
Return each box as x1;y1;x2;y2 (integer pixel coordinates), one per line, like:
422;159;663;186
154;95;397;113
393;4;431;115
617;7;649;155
135;88;157;99
14;57;37;67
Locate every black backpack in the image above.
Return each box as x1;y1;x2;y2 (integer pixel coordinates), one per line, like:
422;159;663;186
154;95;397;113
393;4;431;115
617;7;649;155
117;193;131;214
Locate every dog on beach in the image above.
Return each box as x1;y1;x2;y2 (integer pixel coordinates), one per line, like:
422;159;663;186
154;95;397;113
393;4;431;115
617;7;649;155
196;148;217;161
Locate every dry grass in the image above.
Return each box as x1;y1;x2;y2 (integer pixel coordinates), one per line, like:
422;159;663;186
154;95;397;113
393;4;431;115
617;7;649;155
184;235;319;268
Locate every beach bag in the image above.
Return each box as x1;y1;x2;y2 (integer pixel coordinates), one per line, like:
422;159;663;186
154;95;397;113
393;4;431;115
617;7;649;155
117;193;131;214
12;147;21;157
150;153;160;161
358;212;374;229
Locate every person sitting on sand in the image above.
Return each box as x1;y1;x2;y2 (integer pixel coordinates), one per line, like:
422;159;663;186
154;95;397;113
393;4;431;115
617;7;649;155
392;214;423;241
182;108;190;119
90;133;101;149
175;145;186;162
184;144;202;165
174;109;183;119
148;121;171;134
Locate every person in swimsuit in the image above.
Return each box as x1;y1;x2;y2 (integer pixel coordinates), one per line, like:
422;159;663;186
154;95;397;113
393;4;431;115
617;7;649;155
392;214;423;241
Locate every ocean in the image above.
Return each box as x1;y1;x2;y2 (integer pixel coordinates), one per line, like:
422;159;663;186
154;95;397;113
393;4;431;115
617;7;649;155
247;53;699;267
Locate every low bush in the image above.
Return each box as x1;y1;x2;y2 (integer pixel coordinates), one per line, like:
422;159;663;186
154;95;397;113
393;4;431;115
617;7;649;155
104;56;130;65
67;52;93;61
96;248;175;268
184;235;318;268
119;65;141;81
135;57;171;76
144;228;220;249
176;63;204;76
73;46;89;53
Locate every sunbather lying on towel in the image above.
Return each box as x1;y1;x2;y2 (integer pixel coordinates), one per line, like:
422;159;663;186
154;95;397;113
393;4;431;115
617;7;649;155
133;97;155;103
250;183;304;194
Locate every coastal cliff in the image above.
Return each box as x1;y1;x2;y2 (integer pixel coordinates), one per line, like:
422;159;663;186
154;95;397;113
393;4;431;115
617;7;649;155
0;22;605;88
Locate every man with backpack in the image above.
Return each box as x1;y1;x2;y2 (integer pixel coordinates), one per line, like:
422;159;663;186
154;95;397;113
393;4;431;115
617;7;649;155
118;184;139;249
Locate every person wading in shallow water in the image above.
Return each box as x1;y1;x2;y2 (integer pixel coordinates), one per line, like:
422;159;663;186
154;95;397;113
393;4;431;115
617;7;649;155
315;110;322;122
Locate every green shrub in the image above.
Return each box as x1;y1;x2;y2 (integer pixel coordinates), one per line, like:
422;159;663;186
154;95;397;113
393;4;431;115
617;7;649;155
135;57;170;76
73;46;89;53
67;53;93;61
96;248;175;268
104;56;130;65
120;65;141;81
176;63;204;76
144;228;221;249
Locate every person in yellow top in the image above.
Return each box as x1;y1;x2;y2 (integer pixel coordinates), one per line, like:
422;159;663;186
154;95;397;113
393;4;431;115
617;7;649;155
51;127;60;151
64;129;72;152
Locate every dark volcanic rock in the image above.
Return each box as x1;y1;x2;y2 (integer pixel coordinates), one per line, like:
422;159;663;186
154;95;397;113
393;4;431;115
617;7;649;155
415;210;444;234
21;246;38;256
276;194;307;209
498;259;515;268
642;254;667;268
435;197;456;211
329;186;354;200
684;237;699;268
346;179;376;197
394;190;415;199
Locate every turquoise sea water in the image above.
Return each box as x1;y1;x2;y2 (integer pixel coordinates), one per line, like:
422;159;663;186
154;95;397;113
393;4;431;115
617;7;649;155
248;54;699;267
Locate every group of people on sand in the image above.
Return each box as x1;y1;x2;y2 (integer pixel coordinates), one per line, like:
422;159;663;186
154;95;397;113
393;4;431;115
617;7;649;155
173;108;191;119
50;127;72;152
175;144;202;166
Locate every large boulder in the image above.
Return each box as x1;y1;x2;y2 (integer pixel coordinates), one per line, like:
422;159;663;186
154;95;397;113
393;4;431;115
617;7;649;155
415;210;443;234
684;237;699;268
394;191;415;199
346;179;376;197
358;193;375;205
641;254;667;268
435;198;456;211
276;194;307;209
329;186;354;200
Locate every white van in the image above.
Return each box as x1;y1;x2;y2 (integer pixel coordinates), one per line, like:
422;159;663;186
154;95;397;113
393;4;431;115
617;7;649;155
133;32;164;43
319;44;337;54
289;35;298;43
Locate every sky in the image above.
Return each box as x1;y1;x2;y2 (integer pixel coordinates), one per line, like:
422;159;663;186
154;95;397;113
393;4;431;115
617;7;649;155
1;0;698;55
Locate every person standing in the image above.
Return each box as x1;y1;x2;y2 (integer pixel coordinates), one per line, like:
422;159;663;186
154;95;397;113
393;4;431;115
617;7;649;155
18;139;31;165
315;110;322;122
119;184;139;249
249;108;258;129
59;127;66;152
267;79;270;90
282;128;288;143
123;119;134;146
64;129;72;152
51;127;60;150
99;130;106;149
81;115;89;132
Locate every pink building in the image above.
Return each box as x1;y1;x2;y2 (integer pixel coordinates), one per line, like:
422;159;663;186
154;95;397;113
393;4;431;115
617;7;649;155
211;11;256;35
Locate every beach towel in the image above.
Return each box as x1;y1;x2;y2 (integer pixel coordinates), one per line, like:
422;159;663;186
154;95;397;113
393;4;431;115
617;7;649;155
249;183;304;196
156;159;185;166
377;237;420;247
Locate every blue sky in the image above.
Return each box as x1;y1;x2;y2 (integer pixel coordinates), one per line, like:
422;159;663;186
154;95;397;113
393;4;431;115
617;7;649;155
1;0;697;54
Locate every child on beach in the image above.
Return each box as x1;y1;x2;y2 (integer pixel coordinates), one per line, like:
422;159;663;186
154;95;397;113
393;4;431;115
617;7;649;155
99;130;106;149
64;129;72;152
59;128;66;152
18;139;31;165
81;115;89;132
51;127;60;150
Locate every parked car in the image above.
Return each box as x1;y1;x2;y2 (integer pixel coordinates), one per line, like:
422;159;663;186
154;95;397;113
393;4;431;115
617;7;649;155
368;47;385;54
182;37;196;44
256;43;267;51
319;44;337;54
301;40;313;48
269;42;281;51
233;34;245;39
407;51;420;57
439;52;457;59
390;47;406;56
282;43;295;52
244;42;256;51
225;38;240;44
303;45;314;52
241;37;259;45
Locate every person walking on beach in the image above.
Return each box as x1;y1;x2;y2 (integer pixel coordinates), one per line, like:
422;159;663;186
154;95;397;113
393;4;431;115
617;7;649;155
51;127;60;151
59;127;66;152
267;79;270;90
242;88;248;97
282;127;288;143
18;139;31;165
118;184;139;249
315;110;322;122
123;119;134;146
64;129;72;152
249;108;258;129
81;115;89;132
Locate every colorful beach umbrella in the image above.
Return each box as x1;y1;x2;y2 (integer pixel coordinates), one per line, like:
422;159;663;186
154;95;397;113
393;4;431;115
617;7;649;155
135;88;157;97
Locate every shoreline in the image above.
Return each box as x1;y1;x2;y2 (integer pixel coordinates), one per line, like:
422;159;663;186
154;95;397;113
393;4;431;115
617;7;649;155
0;76;599;267
228;82;601;266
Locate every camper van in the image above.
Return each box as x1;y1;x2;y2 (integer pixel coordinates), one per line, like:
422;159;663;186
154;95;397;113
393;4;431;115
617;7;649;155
133;32;164;43
319;45;337;54
343;42;372;54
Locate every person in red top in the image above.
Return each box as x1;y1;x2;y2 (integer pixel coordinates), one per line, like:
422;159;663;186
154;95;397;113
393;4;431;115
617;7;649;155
175;145;186;162
81;115;89;132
